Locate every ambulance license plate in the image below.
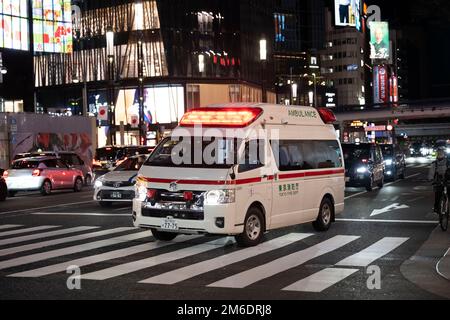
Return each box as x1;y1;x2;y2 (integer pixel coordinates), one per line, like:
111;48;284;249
161;218;178;231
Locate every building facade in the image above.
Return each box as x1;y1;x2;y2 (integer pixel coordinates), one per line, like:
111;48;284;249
320;8;367;107
34;0;276;146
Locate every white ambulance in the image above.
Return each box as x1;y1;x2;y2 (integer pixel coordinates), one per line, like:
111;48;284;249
133;103;345;246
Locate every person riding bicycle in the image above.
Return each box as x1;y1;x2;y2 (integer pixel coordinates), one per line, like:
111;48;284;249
428;149;450;213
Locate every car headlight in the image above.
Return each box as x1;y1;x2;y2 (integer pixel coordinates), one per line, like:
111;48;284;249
204;189;235;205
384;159;393;166
356;167;367;174
94;180;103;188
446;148;450;154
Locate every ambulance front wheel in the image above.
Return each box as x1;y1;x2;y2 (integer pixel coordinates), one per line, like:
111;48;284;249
312;197;333;232
235;207;265;247
151;229;178;241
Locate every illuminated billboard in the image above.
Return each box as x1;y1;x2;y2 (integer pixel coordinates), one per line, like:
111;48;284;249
32;0;73;53
0;0;29;51
334;0;362;30
373;65;389;104
369;21;390;60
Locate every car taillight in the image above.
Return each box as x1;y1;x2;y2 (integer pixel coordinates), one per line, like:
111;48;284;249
361;159;368;163
183;191;194;202
147;189;157;200
2;171;8;179
32;169;42;177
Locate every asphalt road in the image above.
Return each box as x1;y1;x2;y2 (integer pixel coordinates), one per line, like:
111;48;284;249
0;158;448;300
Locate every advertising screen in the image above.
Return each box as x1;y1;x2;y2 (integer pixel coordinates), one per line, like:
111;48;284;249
0;0;29;51
32;0;72;53
369;21;390;60
334;0;361;30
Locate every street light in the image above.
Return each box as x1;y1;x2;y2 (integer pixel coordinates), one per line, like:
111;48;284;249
106;26;115;145
259;38;267;103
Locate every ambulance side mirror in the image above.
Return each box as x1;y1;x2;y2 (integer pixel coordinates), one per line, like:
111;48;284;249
229;165;237;180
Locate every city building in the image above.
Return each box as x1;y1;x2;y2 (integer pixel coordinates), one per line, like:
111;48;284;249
320;7;367;107
33;0;276;147
273;0;334;107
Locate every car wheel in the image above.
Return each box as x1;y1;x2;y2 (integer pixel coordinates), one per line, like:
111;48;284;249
74;177;83;192
312;197;334;232
7;191;16;198
99;201;112;208
366;176;374;192
40;180;52;196
0;186;6;201
85;175;92;186
235;206;264;247
151;229;178;241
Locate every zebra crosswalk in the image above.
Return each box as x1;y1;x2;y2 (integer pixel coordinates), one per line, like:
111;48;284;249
0;224;411;293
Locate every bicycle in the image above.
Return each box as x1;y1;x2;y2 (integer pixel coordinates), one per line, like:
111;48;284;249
436;176;449;232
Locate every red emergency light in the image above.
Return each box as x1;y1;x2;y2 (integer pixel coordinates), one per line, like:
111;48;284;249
180;107;263;128
318;108;337;124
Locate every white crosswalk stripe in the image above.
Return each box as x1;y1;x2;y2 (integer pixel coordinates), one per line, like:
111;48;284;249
0;227;133;258
336;237;408;267
282;268;359;293
0;226;412;294
208;235;360;289
82;237;235;280
0;226;98;247
140;233;313;285
0;226;59;238
0;231;151;271
9;235;199;277
0;225;23;231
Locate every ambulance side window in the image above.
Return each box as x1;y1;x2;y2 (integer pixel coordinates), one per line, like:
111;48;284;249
238;140;265;173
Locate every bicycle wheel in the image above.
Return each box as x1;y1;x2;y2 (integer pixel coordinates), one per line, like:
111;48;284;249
439;196;449;232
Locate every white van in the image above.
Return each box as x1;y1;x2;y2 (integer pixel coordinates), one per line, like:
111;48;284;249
133;103;345;246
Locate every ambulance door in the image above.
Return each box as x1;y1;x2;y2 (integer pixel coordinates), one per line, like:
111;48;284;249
268;135;304;229
235;139;273;228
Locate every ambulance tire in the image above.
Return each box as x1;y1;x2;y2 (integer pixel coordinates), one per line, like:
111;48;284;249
235;207;264;247
151;229;178;241
312;197;333;232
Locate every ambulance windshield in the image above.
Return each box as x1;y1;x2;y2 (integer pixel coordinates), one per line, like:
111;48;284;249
146;137;239;169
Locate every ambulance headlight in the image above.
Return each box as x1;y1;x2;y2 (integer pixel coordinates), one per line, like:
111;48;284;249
135;179;148;202
356;167;368;174
204;189;235;205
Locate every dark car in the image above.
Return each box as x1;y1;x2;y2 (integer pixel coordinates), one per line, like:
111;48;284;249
343;143;385;191
0;177;6;201
380;144;406;181
93;146;154;180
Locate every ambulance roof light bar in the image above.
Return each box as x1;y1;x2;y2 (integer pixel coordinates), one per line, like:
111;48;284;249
317;107;337;124
180;107;263;128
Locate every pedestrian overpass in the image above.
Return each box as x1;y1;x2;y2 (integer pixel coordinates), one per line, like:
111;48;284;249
333;99;450;122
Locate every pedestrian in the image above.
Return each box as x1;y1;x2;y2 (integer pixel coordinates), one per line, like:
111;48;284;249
428;149;450;213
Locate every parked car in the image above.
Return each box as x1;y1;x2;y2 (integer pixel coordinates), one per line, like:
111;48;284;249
0;177;6;201
380;144;406;180
3;157;84;197
93;145;154;179
13;151;93;186
343;143;385;191
94;155;147;207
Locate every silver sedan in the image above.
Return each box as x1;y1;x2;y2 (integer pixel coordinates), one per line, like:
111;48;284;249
4;157;84;197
